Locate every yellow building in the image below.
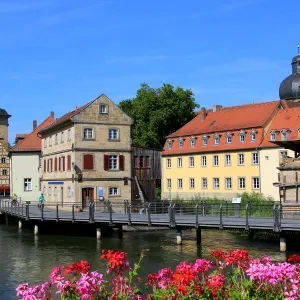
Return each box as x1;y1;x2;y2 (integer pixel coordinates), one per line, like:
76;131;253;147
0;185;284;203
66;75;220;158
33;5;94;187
162;100;297;200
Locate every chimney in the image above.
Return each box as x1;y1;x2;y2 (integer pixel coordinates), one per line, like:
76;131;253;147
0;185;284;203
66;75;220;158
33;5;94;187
213;105;222;112
199;107;208;121
50;111;55;118
33;120;37;130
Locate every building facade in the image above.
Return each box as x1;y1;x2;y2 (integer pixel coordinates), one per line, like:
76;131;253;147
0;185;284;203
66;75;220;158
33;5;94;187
10;115;55;201
0;108;11;196
39;94;133;207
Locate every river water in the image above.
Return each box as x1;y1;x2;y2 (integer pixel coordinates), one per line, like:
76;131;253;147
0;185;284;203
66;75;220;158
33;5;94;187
0;223;289;299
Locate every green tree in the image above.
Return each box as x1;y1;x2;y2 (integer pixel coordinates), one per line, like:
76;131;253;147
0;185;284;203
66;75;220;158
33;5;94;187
119;83;199;148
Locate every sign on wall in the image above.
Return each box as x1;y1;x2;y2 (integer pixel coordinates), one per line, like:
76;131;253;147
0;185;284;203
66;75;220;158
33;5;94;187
98;187;104;201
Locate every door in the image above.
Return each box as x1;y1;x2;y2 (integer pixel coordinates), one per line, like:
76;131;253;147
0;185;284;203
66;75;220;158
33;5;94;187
61;187;64;207
82;188;94;208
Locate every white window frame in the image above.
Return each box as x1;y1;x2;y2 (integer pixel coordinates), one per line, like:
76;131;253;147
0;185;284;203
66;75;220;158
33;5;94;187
226;134;232;144
190;137;196;148
54;186;58;196
167;179;172;189
225;177;232;189
177;178;183;189
202;177;208;189
214;135;220;145
252;152;259;165
239;133;245;143
189;178;195;189
109;129;119;140
202;136;208;146
213;155;219;166
238;177;246;189
68;187;72;197
48;186;52;195
213;178;220;189
178;139;184;148
24;178;32;191
67;129;71;141
1;157;6;164
270;132;276;141
83;128;94;140
281;131;288;141
177;158;182;168
61;131;64;143
55;134;58;145
166;158;171;168
49;136;52;146
252;177;260;190
108;155;118;170
2;169;7;175
44;138;47;148
100;104;108;114
280;151;288;157
189;156;195;168
238;153;245;166
225;154;231;166
201;156;207;167
167;140;173;149
109;187;119;196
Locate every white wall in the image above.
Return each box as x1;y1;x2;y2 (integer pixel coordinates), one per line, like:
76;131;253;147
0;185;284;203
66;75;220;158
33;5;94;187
259;148;294;201
10;152;41;202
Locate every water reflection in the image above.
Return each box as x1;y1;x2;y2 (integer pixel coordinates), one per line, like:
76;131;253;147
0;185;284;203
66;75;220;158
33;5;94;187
0;223;294;299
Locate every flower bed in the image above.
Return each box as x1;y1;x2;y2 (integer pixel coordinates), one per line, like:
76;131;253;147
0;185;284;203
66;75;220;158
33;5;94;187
16;249;300;299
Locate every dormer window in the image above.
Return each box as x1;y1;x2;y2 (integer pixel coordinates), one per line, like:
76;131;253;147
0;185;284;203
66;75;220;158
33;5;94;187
214;134;220;145
167;140;173;149
226;133;232;144
298;128;300;138
250;130;256;141
190;136;196;147
270;132;276;141
202;136;208;146
178;138;184;148
281;130;288;141
239;131;245;143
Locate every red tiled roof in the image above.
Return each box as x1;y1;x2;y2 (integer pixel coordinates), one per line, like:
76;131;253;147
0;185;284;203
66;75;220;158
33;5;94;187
260;107;300;147
11;116;55;152
168;100;280;138
39;102;92;133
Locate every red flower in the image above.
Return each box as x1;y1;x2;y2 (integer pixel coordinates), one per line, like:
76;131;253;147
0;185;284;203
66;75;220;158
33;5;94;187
64;260;90;275
176;285;188;295
146;273;158;286
100;250;129;275
288;254;300;263
210;250;226;260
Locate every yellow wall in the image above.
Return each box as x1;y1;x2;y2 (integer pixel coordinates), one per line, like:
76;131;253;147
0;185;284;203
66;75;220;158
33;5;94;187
162;150;260;199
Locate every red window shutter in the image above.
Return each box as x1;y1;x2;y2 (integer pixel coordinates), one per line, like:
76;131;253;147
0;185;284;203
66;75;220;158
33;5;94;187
62;156;65;171
50;158;53;172
44;160;46;173
83;154;94;170
119;155;125;171
59;157;61;171
67;155;71;171
104;154;109;171
47;159;49;172
54;158;57;172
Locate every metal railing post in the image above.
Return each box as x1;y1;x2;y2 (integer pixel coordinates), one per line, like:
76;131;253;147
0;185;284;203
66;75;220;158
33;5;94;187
128;204;132;225
21;204;24;217
162;201;164;214
72;204;75;222
225;201;228;217
18;203;20;218
26;204;29;221
168;204;172;227
195;204;198;228
219;204;223;229
124;200;127;214
273;203;278;232
277;204;282;231
202;201;205;216
180;201;183;215
89;203;95;223
147;203;151;226
172;203;176;227
56;204;59;222
41;204;44;221
245;203;249;230
109;203;113;224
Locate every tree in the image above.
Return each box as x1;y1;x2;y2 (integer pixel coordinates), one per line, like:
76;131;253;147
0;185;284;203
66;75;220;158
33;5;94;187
119;83;199;149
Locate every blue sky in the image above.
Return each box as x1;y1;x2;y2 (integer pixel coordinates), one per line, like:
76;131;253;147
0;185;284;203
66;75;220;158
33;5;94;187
1;0;299;143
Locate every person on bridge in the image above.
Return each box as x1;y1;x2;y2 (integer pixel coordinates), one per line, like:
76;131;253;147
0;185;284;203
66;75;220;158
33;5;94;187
38;193;45;210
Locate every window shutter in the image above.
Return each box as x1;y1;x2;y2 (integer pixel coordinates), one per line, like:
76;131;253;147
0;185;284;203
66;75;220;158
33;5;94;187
59;157;61;171
83;154;94;170
44;160;46;173
67;155;71;171
104;154;109;171
54;157;57;172
50;158;53;172
62;156;65;171
47;159;50;172
119;155;125;171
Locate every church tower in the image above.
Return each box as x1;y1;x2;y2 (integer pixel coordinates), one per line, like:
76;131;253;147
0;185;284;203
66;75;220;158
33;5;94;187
0;108;11;147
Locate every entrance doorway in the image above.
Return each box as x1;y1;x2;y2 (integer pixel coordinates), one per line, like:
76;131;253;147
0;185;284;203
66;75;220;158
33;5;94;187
82;188;94;208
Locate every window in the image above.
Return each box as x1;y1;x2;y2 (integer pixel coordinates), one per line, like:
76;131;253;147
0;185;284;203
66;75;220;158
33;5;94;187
225;178;232;189
109;155;118;170
1;157;6;164
280;151;288;157
213;155;219;166
189;178;195;189
68;187;72;197
54;157;58;172
225;154;231;166
178;139;184;148
252;177;260;189
167;179;172;189
54;187;58;196
178;179;183;189
48;186;52;196
251;132;256;141
55;134;58;144
281;131;288;141
44;138;47;148
67;155;71;171
238;177;246;189
252;153;259;164
109;129;119;140
167;158;171;168
238;154;245;165
270;132;276;141
201;156;207;167
145;156;150;167
139;156;144;168
24;178;32;191
44;160;46;173
2;169;7;175
190;137;196;147
100;104;108;114
265;156;269;160
83;128;94;139
226;134;232;144
61;132;64;143
189;157;195;167
202;136;208;146
213;178;220;189
298;128;300;138
167;140;173;149
177;158;182;168
214;135;220;145
239;133;245;143
49;136;52;146
109;187;119;196
67;129;71;141
202;178;208;189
